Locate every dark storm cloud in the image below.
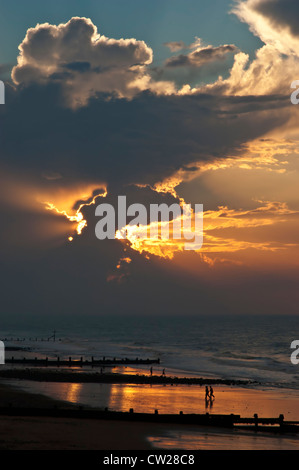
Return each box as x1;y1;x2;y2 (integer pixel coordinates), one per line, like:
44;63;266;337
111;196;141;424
1;82;289;193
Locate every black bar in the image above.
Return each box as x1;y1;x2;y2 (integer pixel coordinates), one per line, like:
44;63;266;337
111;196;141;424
0;450;295;466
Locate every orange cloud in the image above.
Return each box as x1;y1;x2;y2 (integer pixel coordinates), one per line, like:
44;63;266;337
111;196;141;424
0;169;107;241
116;199;298;261
41;184;107;238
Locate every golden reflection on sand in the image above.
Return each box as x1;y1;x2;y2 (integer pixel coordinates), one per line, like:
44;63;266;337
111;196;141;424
107;384;299;421
59;383;82;403
108;383;207;414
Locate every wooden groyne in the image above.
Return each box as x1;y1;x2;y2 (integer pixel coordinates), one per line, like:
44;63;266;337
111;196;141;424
5;356;160;367
0;368;254;386
0;406;297;434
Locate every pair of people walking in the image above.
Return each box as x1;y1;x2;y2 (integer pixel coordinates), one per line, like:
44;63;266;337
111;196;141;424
205;386;215;401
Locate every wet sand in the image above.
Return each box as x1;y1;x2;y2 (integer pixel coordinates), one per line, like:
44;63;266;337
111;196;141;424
2;378;299;420
0;382;154;449
0;381;299;450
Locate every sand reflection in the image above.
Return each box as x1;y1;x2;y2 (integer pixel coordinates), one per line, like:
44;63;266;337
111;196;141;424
63;383;82;403
108;383;206;414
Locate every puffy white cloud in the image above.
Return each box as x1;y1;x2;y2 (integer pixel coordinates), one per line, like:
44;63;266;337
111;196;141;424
233;0;299;56
12;17;175;107
199;44;299;96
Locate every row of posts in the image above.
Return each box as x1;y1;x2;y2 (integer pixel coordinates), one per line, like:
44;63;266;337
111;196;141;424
254;413;284;428
10;356;117;364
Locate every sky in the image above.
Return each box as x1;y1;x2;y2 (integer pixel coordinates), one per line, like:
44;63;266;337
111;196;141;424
1;0;299;322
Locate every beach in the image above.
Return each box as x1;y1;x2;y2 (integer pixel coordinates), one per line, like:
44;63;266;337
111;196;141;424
0;378;299;450
0;416;154;450
0;382;151;449
1;316;299;450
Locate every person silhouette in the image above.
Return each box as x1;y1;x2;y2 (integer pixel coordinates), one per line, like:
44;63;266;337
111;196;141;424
209;386;215;400
205;386;209;401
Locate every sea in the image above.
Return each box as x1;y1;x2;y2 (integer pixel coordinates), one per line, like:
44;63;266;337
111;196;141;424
1;314;299;449
1;314;298;388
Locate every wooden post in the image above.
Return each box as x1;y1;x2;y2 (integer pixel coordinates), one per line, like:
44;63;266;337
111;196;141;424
254;413;258;430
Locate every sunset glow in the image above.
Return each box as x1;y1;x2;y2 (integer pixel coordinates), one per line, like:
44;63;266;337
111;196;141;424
43;185;107;238
2;0;299;315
